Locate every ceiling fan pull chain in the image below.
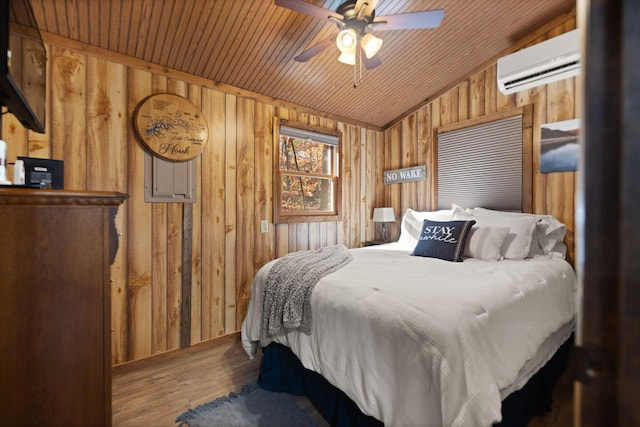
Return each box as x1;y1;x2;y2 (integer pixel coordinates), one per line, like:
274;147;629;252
353;52;358;88
354;41;363;88
359;45;363;85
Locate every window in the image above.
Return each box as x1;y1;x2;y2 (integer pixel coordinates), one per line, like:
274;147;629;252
274;121;341;223
437;112;527;211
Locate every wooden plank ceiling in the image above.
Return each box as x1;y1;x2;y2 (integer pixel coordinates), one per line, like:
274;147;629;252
29;0;575;129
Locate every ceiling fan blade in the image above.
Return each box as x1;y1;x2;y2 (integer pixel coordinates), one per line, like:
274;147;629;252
274;0;341;21
355;0;378;18
374;9;444;31
294;36;336;62
363;53;382;70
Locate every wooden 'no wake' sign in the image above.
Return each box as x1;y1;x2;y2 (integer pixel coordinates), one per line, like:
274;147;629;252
134;93;208;162
384;165;426;184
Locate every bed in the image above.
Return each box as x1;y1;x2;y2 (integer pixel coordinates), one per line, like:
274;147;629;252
241;206;576;426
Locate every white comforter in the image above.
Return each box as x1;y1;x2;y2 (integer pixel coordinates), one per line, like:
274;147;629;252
241;244;576;427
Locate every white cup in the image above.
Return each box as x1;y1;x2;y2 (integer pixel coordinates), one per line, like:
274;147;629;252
0;140;11;185
13;159;25;185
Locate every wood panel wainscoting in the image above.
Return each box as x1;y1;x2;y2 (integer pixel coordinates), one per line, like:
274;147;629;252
0;189;126;427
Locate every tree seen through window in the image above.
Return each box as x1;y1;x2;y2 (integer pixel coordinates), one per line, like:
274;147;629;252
279;136;334;212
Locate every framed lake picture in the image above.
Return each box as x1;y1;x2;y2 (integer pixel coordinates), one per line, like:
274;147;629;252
540;118;580;173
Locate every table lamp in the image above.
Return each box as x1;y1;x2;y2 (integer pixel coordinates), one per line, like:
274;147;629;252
373;207;395;242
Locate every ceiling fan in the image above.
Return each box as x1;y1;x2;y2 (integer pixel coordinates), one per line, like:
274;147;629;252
275;0;444;70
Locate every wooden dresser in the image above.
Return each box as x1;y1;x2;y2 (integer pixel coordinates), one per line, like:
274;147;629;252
0;189;127;427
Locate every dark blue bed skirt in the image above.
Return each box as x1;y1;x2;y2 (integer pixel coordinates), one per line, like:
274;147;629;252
257;338;572;426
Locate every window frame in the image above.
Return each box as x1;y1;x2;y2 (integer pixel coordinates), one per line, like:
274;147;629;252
273;119;342;224
434;106;533;212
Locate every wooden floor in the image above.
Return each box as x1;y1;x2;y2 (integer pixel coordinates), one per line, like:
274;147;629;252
112;334;261;427
112;333;573;426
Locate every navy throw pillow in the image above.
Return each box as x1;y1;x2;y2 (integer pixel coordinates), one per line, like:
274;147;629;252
412;219;476;262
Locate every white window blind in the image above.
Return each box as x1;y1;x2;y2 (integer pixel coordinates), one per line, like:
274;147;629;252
437;115;523;211
280;125;339;146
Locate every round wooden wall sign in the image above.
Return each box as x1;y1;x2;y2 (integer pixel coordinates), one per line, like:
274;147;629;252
134;93;208;161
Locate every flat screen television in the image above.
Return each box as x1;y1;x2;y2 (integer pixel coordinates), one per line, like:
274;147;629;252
0;0;46;133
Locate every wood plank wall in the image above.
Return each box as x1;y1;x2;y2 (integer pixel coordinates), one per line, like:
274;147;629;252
1;13;576;364
383;15;578;265
1;36;385;364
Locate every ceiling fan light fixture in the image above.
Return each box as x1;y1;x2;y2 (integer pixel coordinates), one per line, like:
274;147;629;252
338;51;356;65
336;28;357;53
276;0;445;88
361;33;383;58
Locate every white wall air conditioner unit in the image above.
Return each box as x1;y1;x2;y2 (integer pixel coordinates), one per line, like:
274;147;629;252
497;29;580;94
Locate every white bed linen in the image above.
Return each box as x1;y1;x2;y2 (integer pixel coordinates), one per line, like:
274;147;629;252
241;244;576;427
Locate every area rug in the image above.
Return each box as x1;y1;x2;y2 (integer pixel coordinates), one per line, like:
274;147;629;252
175;384;319;427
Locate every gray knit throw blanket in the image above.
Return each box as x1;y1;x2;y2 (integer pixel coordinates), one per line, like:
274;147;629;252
260;244;353;347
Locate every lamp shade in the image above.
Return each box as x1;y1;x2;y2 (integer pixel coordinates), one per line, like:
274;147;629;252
373;207;395;222
338;51;356;65
361;33;383;59
336;28;357;53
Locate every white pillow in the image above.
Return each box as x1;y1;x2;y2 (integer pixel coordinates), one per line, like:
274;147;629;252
532;215;567;258
463;226;510;261
471;207;567;258
453;206;538;260
396;208;453;250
